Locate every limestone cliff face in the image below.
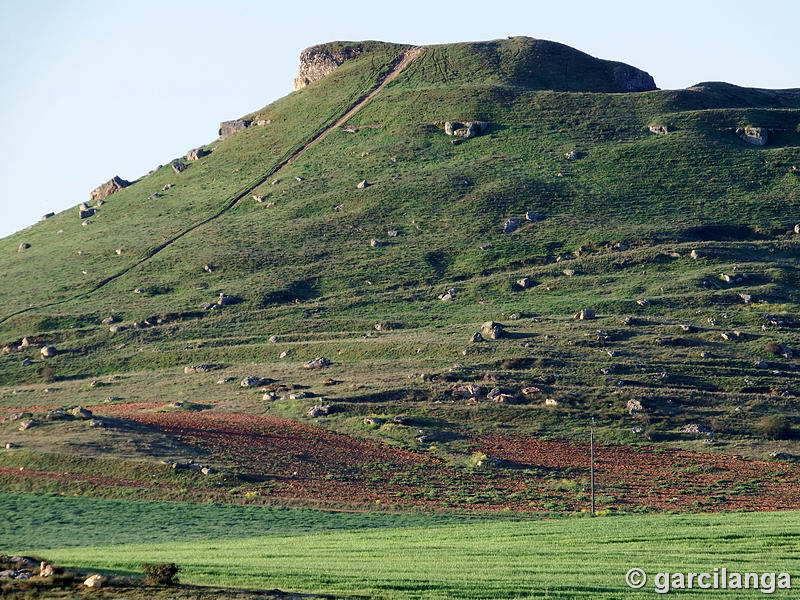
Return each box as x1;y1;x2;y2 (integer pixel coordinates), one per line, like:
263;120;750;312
293;43;362;90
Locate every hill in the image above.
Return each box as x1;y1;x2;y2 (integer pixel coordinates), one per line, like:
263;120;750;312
1;37;800;515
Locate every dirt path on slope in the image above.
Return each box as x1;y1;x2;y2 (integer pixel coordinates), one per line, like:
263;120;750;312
0;47;422;325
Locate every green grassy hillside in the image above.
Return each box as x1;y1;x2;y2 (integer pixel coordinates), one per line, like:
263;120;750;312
1;37;800;506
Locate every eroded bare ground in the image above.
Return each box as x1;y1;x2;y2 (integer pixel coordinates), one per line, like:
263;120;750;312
3;401;799;512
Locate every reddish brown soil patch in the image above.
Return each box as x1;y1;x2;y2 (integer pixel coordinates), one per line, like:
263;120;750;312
4;401;800;512
479;436;800;511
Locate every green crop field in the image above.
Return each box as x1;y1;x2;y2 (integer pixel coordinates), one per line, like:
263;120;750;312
8;492;799;599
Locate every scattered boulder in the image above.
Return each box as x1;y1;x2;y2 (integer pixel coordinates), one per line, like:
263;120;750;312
737;126;768;146
268;335;278;343
162;184;172;191
700;351;713;358
648;125;670;134
17;243;30;252
387;230;399;237
217;293;235;306
46;408;68;420
40;346;57;358
362;417;383;426
470;332;483;343
574;309;596;320
563;269;576;277
739;293;752;304
307;404;332;418
438;120;488;138
680;423;711;434
240;376;266;387
502;219;519;234
304;356;331;369
184;364;213;374
356;180;369;189
544;398;559;406
186;147;210;161
83;574;105;588
70;406;93;419
517;278;530;288
454;383;482;399
626;399;643;414
18;419;34;431
7;412;32;421
41;212;55;220
480;321;504;340
370;239;383;247
171;161;187;174
88;419;105;428
39;562;55;577
565;150;578;160
219;119;251;140
525;212;538;221
108;325;126;333
90;176;129;202
439;288;456;301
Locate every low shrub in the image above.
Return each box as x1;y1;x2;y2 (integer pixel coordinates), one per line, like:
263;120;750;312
142;562;179;586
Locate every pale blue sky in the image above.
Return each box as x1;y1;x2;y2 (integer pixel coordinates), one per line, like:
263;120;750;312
1;0;798;238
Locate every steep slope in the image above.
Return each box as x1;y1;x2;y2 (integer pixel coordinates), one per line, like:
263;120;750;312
2;37;800;493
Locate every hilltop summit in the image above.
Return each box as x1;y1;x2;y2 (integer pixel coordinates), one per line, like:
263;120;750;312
293;37;657;93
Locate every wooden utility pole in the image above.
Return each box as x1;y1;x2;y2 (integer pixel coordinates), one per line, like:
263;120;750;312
590;417;595;515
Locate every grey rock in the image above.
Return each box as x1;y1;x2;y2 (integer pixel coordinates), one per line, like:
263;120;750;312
525;212;538;221
516;278;530;288
307;404;332;418
294;43;362;90
186;147;210;161
171;161;187;174
470;332;483;343
502;219;519;234
18;419;34;431
41;212;55;220
356;179;369;189
574;309;596;320
70;406;93;419
90;176;129;202
219;119;251;140
7;412;32;421
240;376;266;387
738;126;768;146
268;335;278;343
565;150;578;160
304;356;331;369
184;364;213;374
480;321;504;340
102;316;118;324
370;239;383;247
40;345;57;358
17;243;30;252
46;408;68;420
648;125;671;134
611;63;658;92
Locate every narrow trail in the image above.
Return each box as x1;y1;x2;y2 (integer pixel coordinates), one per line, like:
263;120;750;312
0;47;422;326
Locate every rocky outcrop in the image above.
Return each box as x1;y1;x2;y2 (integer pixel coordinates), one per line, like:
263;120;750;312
219;119;251;140
437;121;489;139
186;147;210;161
612;64;657;92
90;176;130;202
737;126;768;146
294;43;363;90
